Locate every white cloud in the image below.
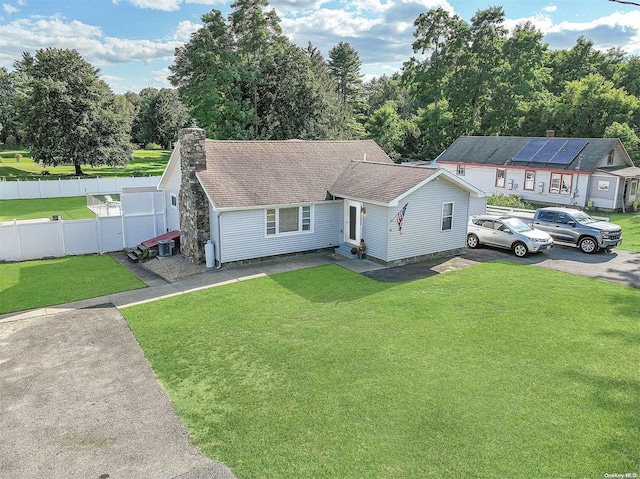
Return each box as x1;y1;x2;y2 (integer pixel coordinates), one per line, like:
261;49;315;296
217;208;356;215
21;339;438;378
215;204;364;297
152;67;172;84
543;5;557;13
113;0;218;11
2;3;18;14
0;15;181;66
170;20;201;42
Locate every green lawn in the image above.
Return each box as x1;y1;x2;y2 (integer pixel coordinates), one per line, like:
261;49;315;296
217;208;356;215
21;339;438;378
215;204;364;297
609;212;640;252
0;255;146;314
0;196;95;222
122;263;640;479
0;149;170;180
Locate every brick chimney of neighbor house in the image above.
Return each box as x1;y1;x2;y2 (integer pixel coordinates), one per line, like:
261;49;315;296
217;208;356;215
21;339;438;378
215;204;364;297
178;122;210;263
546;129;555;137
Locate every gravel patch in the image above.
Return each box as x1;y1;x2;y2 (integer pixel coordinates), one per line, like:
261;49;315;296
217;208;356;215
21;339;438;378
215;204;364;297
140;254;208;282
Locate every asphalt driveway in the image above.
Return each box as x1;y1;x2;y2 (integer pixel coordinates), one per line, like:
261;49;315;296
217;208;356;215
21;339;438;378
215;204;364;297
365;244;640;289
0;304;236;479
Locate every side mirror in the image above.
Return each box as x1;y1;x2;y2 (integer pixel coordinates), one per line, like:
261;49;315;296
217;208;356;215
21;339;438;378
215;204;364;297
568;221;576;227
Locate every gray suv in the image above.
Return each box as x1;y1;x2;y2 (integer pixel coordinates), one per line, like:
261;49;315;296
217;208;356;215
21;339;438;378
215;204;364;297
467;215;554;257
532;207;622;253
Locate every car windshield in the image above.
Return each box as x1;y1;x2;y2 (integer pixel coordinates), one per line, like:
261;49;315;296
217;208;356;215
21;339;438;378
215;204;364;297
572;211;596;223
502;217;532;232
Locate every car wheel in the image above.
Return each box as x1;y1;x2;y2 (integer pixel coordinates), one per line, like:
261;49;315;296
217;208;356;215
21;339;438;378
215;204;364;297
467;234;479;249
579;236;598;254
512;242;527;257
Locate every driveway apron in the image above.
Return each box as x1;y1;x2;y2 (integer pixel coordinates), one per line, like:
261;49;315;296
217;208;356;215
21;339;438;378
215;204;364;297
0;304;235;479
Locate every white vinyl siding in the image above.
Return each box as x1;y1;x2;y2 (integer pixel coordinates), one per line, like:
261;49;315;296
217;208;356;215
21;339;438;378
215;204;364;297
219;202;341;263
386;179;469;263
164;167;181;232
439;163;592;208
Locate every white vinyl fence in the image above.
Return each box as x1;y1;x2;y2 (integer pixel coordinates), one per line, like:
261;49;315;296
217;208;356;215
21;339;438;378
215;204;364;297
0;176;159;200
0;188;166;262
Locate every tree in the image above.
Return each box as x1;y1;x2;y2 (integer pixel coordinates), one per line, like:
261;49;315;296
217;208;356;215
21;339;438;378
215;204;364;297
132;88;188;148
605;121;640;166
302;42;347;139
328;42;363;107
482;21;550;135
0;67;21;146
618;55;640;98
15;48;133;175
170;3;323;140
365;100;402;159
553;73;640;138
169;10;249;138
257;43;322;139
362;74;413;120
406;7;468;109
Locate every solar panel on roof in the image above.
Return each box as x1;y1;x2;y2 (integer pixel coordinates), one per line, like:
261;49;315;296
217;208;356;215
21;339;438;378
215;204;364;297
548;139;587;164
513;139;547;162
513;138;587;164
535;141;563;162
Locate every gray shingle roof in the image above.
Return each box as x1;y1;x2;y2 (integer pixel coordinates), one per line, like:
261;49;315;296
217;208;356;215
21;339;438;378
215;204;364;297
196;140;393;208
329;162;439;204
437;136;620;172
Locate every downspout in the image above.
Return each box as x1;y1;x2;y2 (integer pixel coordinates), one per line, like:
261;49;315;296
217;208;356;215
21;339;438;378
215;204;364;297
216;212;222;269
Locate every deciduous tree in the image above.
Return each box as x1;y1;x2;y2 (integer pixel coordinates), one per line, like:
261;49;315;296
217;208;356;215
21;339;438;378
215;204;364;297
15;48;133;175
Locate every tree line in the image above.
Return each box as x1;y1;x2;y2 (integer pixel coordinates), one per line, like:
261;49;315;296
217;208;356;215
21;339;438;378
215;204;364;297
1;0;639;175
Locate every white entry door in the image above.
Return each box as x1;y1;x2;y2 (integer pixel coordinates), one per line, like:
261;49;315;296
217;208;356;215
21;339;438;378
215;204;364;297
345;200;361;245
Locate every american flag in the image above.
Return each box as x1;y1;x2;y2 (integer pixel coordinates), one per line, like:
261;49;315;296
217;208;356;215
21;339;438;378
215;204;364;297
395;203;408;235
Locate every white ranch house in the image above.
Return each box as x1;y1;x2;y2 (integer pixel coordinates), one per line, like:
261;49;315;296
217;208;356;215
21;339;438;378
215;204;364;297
159;126;485;266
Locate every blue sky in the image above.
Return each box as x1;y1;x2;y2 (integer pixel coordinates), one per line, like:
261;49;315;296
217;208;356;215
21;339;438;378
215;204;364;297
1;0;639;94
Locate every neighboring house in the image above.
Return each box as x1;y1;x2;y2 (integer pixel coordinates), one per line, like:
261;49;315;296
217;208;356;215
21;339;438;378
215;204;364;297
436;134;640;211
158;125;485;266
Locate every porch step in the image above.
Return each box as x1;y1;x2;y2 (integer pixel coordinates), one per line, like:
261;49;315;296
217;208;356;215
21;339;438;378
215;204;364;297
334;243;357;259
125;244;149;263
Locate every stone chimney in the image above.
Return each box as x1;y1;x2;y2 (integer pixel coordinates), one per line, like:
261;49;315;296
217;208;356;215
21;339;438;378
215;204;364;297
546;129;555;138
178;123;210;263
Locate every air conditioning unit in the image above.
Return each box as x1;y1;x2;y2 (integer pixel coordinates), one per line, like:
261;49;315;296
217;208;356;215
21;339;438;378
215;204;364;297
537;182;544;193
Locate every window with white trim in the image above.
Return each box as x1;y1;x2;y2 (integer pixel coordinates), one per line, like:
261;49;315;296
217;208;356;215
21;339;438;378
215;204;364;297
524;171;535;191
549;173;572;195
441;202;454;231
266;206;312;235
456;164;465;176
495;168;506;188
630;180;638;198
607;150;614;165
170;194;177;208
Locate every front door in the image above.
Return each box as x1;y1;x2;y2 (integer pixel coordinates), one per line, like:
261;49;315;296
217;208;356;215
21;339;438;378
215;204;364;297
345;200;361;245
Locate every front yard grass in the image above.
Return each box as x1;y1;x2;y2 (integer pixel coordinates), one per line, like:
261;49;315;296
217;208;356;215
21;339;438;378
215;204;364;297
609;212;640;252
0;196;95;222
122;263;640;479
0;255;146;314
